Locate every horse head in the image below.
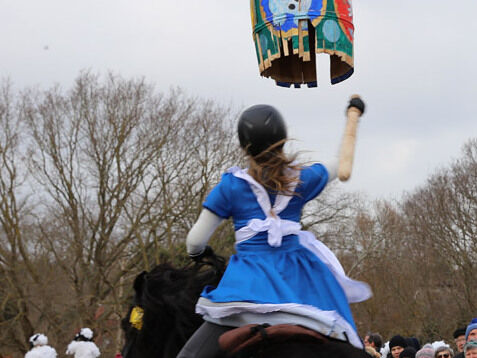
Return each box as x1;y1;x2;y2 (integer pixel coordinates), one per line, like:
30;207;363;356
121;253;226;358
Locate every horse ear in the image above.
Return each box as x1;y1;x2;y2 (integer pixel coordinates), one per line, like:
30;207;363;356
133;271;148;295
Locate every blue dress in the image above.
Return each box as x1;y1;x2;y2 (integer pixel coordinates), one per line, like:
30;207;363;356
195;164;371;348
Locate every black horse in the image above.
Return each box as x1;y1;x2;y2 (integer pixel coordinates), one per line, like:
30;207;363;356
121;253;226;358
121;253;369;358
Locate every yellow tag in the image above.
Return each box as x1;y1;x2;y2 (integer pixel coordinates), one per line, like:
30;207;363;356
129;306;144;330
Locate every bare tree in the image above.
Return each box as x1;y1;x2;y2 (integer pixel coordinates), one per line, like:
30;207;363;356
0;80;41;355
0;73;239;356
338;140;477;342
402;139;477;316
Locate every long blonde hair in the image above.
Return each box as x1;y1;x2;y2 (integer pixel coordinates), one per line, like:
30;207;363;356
246;140;301;196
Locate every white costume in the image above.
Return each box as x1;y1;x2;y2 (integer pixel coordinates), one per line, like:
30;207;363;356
66;328;100;358
66;341;100;358
25;346;57;358
25;334;57;358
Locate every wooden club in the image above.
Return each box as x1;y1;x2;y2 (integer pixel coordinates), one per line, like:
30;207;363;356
338;95;365;182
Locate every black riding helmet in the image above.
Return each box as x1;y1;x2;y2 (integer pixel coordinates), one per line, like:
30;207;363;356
237;104;287;157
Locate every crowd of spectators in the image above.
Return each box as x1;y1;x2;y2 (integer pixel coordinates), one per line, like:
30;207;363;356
363;318;477;358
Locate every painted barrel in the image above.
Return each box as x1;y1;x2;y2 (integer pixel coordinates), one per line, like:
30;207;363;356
251;0;354;87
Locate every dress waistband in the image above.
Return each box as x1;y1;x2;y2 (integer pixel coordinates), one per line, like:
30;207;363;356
236;235;301;253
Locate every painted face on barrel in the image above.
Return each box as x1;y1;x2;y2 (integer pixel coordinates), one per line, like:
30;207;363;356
268;0;312;17
287;0;299;10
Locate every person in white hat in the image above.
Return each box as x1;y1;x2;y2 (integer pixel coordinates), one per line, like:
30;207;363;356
25;333;57;358
65;328;100;358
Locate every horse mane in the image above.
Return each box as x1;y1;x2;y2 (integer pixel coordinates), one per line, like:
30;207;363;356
121;254;226;358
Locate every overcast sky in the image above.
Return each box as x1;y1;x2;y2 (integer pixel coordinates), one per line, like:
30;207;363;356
1;0;477;200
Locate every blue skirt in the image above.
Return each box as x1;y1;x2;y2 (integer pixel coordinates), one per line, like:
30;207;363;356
200;236;357;331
